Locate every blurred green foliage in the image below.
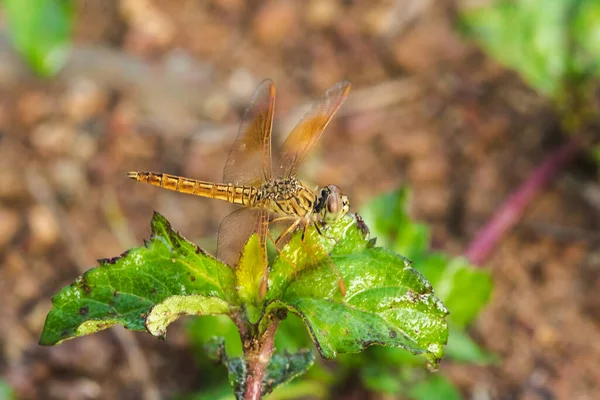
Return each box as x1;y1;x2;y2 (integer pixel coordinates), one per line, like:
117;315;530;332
460;0;600;99
0;380;14;400
185;188;493;399
1;0;74;76
461;0;600;184
407;375;463;400
349;188;494;396
361;189;492;330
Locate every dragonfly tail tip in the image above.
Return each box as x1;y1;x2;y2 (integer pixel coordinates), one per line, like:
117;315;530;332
126;171;139;180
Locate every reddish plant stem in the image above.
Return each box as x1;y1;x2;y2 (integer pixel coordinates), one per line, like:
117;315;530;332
230;310;250;338
465;137;581;266
242;318;279;400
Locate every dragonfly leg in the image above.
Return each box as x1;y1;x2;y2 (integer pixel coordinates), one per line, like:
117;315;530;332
301;218;309;241
266;229;300;280
268;216;298;245
313;221;323;236
270;216;296;224
313;221;337;242
296;224;347;297
275;218;302;246
268;218;347;297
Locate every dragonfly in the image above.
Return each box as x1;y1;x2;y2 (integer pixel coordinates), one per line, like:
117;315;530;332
127;79;351;297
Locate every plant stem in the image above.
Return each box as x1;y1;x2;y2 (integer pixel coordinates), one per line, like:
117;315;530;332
465;137;581;265
242;317;280;400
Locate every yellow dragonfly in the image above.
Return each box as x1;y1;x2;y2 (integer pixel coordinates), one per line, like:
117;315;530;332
128;80;351;296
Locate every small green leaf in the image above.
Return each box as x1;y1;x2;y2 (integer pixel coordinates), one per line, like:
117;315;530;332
204;336;228;362
146;295;230;337
204;337;245;399
235;234;267;323
204;337;315;400
1;0;74;76
267;215;449;368
40;212;237;345
407;375;462;400
262;349;315;396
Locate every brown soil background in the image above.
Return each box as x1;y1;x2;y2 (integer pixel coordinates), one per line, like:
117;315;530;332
0;1;599;399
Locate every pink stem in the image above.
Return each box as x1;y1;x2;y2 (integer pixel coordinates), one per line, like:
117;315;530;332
242;318;279;400
465;137;581;265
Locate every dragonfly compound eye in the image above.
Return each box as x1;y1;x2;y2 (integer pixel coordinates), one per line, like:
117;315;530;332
326;193;340;215
322;184;348;221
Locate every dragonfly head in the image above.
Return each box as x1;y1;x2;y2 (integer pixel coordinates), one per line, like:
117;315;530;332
317;184;350;223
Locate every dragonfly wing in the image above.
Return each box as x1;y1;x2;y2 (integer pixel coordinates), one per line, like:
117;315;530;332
223;79;275;185
276;81;351;178
217;207;268;267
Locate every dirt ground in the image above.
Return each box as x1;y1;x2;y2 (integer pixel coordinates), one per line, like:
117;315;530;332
0;1;599;399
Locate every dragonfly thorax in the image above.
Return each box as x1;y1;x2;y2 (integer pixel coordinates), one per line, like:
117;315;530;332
258;178;316;217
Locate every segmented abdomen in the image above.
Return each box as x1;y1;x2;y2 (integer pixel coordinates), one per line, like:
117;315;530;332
127;171;258;206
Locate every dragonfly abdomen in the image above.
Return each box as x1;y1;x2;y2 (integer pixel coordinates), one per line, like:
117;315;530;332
127;171;258;206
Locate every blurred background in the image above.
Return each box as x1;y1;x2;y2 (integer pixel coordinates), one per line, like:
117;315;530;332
1;0;600;399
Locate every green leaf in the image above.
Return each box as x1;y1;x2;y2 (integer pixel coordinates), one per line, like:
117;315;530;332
408;375;462;400
40;212;237;345
262;349;315;396
360;189;493;328
267;215;449;368
1;0;74;76
146;295;230;337
204;337;315;400
235;234;267;323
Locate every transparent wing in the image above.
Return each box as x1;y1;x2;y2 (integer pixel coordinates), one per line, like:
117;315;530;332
223;79;275;185
217;207;268;267
276;81;351;178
